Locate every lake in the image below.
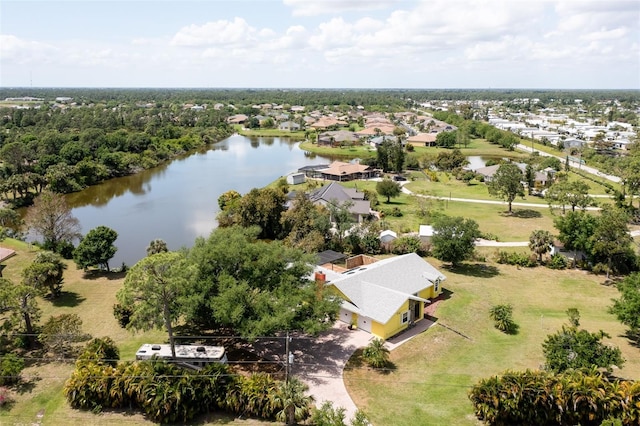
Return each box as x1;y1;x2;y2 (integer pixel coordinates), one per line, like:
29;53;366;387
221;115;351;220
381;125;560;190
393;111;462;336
63;135;333;268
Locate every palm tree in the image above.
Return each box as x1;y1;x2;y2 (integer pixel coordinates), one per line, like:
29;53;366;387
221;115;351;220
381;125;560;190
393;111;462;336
362;338;390;369
529;229;554;263
146;238;168;256
272;377;314;425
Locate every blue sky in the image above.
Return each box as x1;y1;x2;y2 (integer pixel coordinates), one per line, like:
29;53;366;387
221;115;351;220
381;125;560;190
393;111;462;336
1;0;639;89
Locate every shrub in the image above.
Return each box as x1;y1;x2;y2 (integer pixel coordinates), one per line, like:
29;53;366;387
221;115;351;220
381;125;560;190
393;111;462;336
0;353;24;386
112;303;132;328
495;250;537;267
0;386;12;409
391;235;427;256
362;338;390;369
547;253;568;270
488;304;518;334
469;369;638;425
78;337;120;367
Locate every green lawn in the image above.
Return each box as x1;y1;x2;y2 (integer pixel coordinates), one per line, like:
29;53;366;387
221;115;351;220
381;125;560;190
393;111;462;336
339;179;556;240
344;261;640;426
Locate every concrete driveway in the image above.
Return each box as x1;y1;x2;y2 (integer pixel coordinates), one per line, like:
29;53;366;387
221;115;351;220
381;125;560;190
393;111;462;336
291;322;373;421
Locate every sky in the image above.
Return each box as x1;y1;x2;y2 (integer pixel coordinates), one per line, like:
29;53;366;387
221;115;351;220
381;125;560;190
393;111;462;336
1;0;639;89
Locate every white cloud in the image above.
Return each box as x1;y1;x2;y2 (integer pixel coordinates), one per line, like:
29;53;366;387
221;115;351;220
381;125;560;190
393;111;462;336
170;17;259;47
283;0;399;16
0;34;58;64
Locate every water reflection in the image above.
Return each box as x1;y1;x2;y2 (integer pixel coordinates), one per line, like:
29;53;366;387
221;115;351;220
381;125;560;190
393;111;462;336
61;135;333;267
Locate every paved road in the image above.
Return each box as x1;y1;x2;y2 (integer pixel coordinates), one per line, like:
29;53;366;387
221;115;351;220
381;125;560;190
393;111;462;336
516;144;621;183
400;184;601;211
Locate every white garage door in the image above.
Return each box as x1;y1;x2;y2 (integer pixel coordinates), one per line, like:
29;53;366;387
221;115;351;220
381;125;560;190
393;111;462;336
339;308;352;324
357;316;372;333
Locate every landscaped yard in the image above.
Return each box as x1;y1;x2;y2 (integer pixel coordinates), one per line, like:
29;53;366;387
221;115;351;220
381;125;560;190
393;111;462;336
344;260;640;426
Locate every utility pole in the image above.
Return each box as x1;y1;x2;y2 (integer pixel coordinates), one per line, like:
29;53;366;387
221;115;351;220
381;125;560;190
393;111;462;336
285;331;290;383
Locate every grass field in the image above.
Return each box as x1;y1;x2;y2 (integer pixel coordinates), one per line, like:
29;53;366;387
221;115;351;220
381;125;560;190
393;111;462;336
344;259;640;426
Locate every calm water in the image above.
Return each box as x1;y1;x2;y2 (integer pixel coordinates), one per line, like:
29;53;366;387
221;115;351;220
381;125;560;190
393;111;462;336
63;135;332;267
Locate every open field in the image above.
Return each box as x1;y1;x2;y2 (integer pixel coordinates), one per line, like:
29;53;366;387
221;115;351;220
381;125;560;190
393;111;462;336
344;259;640;426
339;179;557;240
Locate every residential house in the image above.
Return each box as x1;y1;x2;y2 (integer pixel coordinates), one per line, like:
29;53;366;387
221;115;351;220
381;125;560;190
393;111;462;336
227;114;248;125
407;132;437;147
279;121;301;131
317;253;446;339
308;181;372;222
317;130;360;146
315;161;378;182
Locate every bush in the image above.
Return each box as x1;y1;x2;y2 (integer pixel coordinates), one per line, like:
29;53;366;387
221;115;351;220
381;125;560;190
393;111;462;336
547;253;568;270
112;303;132;328
391;235;428;256
488;304;518;334
362;339;390;369
0;386;12;409
495;250;537;267
0;353;24;386
78;337;120;367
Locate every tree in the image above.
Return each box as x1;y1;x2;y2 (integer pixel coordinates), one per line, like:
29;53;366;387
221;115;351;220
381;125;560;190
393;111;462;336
376;178;401;203
528;229;554;263
590;206;632;279
24;190;81;253
554;210;597;265
280;192;330;254
362;338;390;369
435;131;456;148
543;322;624;373
145;238;168;256
610;272;640;341
217;189;241;211
489;304;517;334
116;251;193;358
487;163;524;213
431;216;481;266
183;226;340;337
327;200;355;248
22;251;67;298
273;377;314;425
0;278;42;348
39;313;90;357
73;225;118;272
546;180;595;213
237;187;286;239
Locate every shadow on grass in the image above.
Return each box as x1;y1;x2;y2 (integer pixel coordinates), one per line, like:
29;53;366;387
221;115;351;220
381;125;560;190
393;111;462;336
82;270;127;281
505;209;543;219
621;330;640;349
51;291;86;307
12;376;39;395
378;361;397;375
501;323;520;336
445;263;500;278
344;349;396;375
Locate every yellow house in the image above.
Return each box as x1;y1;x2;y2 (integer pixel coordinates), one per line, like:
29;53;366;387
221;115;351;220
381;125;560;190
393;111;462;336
318;253;445;340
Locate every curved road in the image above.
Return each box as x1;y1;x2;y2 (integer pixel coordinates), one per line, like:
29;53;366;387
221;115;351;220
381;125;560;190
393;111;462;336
516;144;621;183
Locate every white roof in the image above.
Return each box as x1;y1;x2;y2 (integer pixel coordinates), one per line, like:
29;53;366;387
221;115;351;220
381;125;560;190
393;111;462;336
419;225;435;237
136;344;225;361
325;253;445;324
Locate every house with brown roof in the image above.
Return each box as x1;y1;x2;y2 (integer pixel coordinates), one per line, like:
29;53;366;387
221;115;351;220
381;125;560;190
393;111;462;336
407;132;438;147
317;161;378;181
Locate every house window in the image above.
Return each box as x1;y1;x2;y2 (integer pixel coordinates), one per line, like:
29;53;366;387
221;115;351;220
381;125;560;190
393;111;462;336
434;278;441;293
401;311;409;324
